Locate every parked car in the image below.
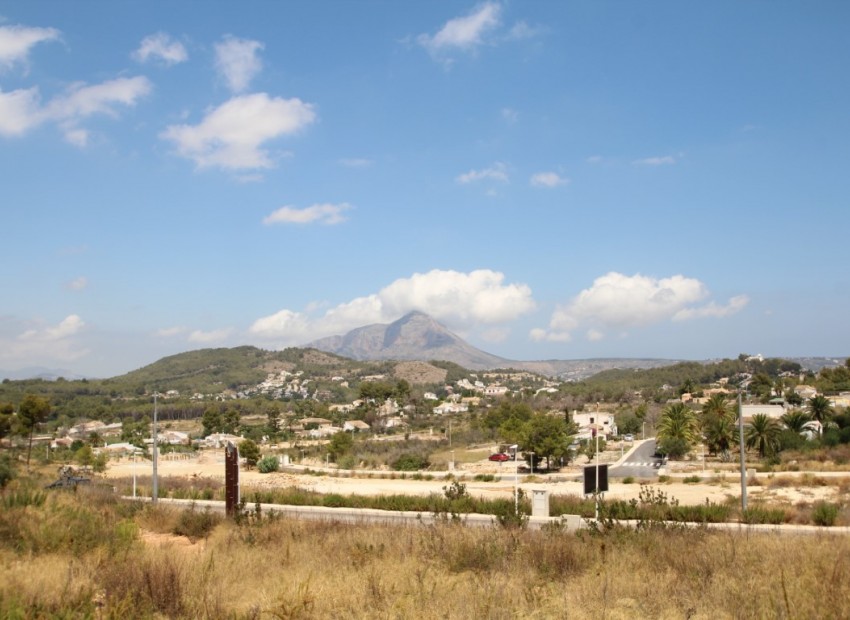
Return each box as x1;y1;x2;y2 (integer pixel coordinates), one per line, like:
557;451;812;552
624;434;634;442
488;452;511;462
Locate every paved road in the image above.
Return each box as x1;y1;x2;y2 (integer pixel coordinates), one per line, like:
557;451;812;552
609;439;663;478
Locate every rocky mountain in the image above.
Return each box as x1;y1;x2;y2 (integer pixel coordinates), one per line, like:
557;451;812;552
306;311;681;377
307;311;513;370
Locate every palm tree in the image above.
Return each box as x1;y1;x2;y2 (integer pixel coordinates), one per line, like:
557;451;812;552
807;395;833;434
744;413;782;458
700;394;736;458
658;402;699;445
780;409;814;434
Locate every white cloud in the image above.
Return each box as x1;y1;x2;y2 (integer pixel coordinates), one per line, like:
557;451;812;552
249;269;535;344
66;276;88;291
155;326;185;337
673;295;750;321
534;272;749;342
418;2;501;54
263;203;352;226
188;328;232;344
133;32;188;66
0;76;151;141
0;314;88;366
0;86;42;136
160;93;316;170
456;162;508;184
530;171;568;187
586;328;604;342
506;21;541;40
586;155;603;164
633;155;675;166
0;24;60;71
215;35;263;93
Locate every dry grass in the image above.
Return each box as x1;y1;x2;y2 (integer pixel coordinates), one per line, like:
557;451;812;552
2;483;850;619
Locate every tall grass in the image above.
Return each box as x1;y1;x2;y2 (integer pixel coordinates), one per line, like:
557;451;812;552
2;487;850;619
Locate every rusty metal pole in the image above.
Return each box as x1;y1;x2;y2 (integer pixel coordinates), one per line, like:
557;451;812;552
225;441;240;517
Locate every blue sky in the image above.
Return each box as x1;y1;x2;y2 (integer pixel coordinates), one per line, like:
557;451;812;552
1;1;849;378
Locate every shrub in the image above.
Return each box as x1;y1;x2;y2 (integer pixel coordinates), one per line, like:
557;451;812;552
391;453;429;471
812;502;840;526
742;506;786;525
0;455;16;489
622;476;635;484
683;475;701;484
173;504;222;541
257;455;280;473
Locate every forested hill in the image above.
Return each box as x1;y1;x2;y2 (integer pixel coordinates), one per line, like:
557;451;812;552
583;357;803;394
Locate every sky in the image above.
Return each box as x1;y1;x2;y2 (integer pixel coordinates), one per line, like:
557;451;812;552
1;1;849;378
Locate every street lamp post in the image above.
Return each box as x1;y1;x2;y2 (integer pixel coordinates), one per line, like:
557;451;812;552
738;389;748;512
509;444;519;515
152;392;159;504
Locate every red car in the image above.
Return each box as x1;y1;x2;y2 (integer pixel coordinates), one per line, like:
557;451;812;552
488;452;511;462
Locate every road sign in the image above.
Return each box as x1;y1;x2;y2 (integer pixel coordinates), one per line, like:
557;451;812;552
583;464;608;495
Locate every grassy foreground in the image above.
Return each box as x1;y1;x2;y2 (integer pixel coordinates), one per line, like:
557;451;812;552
1;479;849;619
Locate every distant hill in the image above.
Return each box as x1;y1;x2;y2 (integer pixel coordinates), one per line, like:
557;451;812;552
306;311;679;378
308;311;512;370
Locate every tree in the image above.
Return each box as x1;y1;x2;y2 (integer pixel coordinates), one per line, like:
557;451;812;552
328;431;354;462
744;413;782;458
19;394;50;469
201;407;222;437
700;394;736;458
221;408;241;434
657;402;699;455
780;409;814;434
0;402;13;445
807;395;833;434
239;439;260;468
520;413;576;470
266;403;281;435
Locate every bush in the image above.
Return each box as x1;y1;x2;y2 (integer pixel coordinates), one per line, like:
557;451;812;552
742;506;786;525
239;439;261;468
683;475;701;484
812;502;840;526
173;504;222;541
392;453;429;471
0;454;15;489
257;455;280;473
622;476;635;484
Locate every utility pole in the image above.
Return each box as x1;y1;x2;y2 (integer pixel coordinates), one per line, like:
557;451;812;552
152;392;159;504
738;389;747;512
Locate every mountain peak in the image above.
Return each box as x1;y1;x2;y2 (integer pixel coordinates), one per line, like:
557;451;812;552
306;312;511;370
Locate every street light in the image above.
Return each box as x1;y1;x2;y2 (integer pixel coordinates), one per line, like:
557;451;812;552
509;444;519;515
738;389;748;512
152;392;159;504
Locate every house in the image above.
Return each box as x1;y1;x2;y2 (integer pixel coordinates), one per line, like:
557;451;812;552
740;404;786;420
794;385;818;400
423;392;438;401
483;385;509;397
202;433;243;449
572;411;617;439
343;420;370;432
433;402;468;415
384;416;407;429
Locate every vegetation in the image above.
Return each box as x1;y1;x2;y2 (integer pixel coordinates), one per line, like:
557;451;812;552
2;476;849;618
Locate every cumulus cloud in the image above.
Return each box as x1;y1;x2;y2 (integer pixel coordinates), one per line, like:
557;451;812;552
0;314;88;366
263;203;352;226
0;24;60;71
215;35;263;93
188;328;232;344
456;162;508;184
418;2;501;55
160;93;316;170
249;269;535;344
533;272;749;342
133;32;188;65
530;171;568;187
0;76;151;142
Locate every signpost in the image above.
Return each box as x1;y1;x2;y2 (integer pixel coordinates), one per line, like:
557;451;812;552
225;441;240;517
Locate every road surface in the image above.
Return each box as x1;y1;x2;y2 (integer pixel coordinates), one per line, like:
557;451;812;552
609;439;663;478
